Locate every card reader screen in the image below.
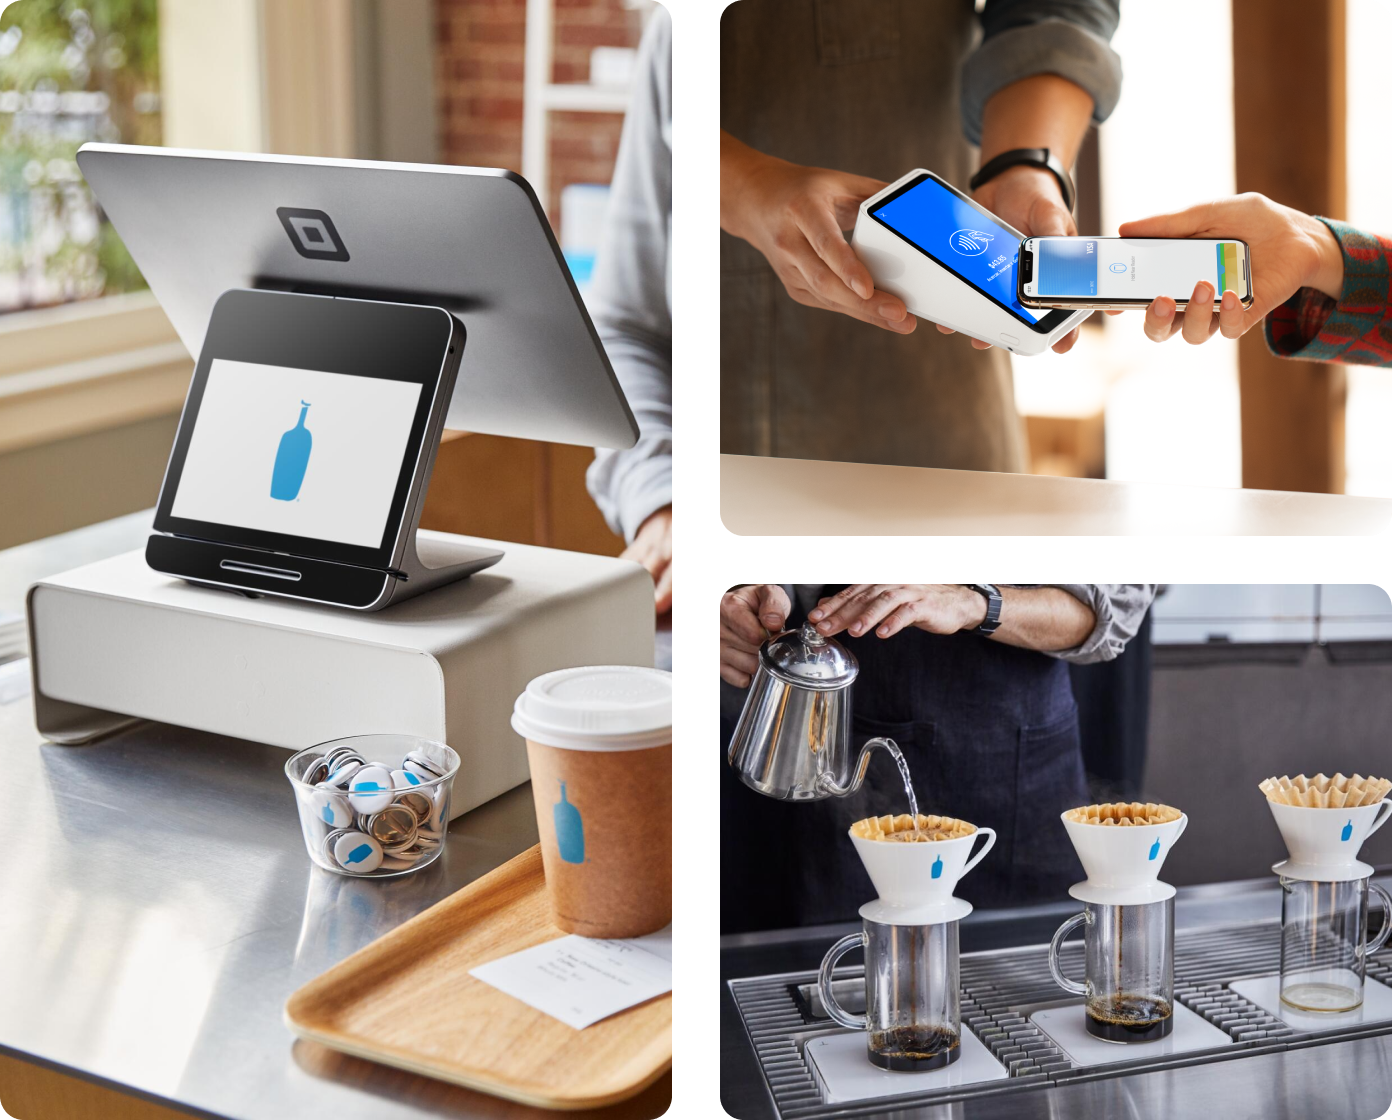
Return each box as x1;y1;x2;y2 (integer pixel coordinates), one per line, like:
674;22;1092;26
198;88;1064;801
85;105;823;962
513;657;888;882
171;359;424;549
869;175;1046;326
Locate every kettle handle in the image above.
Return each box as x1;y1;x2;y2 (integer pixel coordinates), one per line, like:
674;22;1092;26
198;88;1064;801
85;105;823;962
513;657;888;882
817;932;868;1030
818;737;897;798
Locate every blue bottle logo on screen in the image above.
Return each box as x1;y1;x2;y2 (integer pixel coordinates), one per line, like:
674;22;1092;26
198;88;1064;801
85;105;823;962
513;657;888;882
270;401;312;501
949;229;994;257
554;781;585;864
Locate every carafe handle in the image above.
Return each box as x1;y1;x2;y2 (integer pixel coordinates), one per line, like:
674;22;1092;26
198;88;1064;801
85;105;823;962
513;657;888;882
817;737;896;799
1047;911;1090;996
1366;883;1392;959
817;932;868;1030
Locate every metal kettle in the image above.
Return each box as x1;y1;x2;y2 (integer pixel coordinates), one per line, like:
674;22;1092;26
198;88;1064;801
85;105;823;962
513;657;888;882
727;622;896;801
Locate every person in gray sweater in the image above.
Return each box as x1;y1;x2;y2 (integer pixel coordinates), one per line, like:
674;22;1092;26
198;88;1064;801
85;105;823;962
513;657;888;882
585;8;673;614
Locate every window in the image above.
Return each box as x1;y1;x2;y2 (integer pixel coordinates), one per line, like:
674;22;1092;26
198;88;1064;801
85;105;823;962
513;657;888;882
0;0;160;314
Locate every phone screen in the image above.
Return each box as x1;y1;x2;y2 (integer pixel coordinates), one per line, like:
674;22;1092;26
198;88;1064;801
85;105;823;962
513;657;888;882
1029;238;1245;301
868;174;1055;330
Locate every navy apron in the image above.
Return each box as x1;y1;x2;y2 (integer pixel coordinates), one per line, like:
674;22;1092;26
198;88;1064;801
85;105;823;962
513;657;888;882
720;596;1087;933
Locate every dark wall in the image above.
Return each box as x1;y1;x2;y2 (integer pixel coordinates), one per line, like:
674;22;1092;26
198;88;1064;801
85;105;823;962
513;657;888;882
1144;645;1392;887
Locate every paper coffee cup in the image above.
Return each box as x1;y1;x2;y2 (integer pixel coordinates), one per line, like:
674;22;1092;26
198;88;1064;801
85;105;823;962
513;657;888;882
512;665;672;938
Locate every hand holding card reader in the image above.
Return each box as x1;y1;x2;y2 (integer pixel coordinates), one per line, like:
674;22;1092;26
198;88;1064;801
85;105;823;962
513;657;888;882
851;169;1089;355
149;288;501;610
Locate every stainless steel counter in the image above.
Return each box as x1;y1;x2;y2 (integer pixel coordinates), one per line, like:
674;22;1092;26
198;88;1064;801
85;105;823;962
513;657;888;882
721;882;1392;1120
0;518;670;1119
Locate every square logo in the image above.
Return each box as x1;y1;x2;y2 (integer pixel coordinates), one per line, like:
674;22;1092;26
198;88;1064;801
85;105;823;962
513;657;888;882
276;207;350;262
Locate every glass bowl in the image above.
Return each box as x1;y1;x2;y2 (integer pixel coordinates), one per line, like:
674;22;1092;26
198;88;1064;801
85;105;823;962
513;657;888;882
285;734;459;878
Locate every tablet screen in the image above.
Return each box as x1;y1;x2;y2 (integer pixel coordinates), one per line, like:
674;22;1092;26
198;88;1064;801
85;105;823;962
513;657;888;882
171;360;424;549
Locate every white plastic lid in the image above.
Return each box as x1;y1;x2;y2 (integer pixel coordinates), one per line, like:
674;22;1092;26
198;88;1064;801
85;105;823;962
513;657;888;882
511;665;672;751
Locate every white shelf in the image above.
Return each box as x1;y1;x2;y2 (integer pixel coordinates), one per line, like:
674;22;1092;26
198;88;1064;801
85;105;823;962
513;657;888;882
542;83;630;114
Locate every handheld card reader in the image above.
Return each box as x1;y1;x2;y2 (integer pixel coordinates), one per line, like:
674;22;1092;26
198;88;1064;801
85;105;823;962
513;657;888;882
148;288;501;611
851;169;1089;356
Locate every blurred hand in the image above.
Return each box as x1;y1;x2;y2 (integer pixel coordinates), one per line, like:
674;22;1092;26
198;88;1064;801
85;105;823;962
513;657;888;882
946;165;1081;354
808;585;987;640
622;505;672;615
720;584;792;688
721;134;916;334
1118;193;1344;347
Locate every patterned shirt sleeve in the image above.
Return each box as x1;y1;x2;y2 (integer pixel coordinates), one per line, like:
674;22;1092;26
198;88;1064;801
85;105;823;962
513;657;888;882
1264;218;1392;366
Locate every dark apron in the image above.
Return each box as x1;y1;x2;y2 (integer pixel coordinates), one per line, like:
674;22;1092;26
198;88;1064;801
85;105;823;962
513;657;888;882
720;598;1086;932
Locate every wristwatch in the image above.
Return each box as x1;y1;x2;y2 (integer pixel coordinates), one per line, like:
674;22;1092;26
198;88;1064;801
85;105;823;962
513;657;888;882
969;148;1075;214
967;584;1004;636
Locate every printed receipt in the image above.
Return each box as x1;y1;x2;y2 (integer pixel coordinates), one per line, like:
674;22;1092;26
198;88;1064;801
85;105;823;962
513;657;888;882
470;927;672;1030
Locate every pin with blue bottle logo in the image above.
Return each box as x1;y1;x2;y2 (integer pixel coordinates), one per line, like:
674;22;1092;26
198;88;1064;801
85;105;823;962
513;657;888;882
931;855;943;879
1148;838;1161;861
1342;819;1354;842
554;781;585;864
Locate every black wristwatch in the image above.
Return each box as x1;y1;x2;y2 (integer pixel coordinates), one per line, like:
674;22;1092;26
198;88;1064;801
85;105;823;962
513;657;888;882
969;148;1075;214
967;584;1004;636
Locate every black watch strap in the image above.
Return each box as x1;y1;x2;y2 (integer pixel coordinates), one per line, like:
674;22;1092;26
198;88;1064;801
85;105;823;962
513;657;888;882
969;148;1075;213
967;584;1003;636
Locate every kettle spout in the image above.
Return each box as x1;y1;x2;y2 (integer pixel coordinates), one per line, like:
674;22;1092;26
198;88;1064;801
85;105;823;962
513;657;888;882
817;736;898;798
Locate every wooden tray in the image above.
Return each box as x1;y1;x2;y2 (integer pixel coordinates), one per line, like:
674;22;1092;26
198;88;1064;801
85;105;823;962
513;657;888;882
284;845;672;1111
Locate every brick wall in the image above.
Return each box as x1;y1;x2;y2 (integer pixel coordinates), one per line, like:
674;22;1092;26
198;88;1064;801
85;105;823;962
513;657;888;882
435;0;645;224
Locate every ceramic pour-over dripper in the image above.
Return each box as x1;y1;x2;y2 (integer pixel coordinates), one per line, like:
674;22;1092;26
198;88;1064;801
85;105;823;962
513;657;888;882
849;814;996;924
1060;803;1188;905
1261;775;1392;882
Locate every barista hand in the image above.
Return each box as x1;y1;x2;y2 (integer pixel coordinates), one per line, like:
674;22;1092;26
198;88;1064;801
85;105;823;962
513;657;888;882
809;585;986;640
622;505;672;615
721;584;792;688
721;132;917;334
1118;194;1344;346
934;165;1081;354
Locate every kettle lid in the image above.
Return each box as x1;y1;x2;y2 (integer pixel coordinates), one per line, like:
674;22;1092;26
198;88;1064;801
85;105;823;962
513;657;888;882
760;622;859;689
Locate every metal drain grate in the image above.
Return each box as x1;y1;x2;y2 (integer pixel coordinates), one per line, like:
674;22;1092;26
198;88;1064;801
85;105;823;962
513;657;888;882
727;919;1392;1118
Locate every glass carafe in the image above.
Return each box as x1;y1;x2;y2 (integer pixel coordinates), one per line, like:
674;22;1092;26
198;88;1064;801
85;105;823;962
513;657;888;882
1279;876;1392;1012
1049;898;1175;1042
818;916;961;1070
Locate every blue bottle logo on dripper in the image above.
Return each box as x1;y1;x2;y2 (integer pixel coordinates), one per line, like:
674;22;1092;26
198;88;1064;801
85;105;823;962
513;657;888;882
1341;819;1354;842
555;781;585;864
271;401;313;501
1148;839;1161;861
931;855;943;879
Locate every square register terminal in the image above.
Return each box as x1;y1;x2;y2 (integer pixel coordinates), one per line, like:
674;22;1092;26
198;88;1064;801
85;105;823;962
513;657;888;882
148;288;498;610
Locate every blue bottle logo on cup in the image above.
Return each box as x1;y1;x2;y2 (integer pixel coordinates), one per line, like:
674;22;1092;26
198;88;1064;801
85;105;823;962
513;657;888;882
555;781;585;864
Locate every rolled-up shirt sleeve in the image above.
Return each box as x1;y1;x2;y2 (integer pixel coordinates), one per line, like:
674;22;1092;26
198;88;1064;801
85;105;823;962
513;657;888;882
961;0;1123;146
1038;584;1157;664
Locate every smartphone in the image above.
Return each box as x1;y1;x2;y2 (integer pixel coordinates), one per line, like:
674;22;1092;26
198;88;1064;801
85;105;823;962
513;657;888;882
863;171;1077;338
1017;236;1253;311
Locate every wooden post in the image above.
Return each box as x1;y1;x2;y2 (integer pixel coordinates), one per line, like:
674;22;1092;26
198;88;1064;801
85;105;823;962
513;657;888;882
1231;0;1346;493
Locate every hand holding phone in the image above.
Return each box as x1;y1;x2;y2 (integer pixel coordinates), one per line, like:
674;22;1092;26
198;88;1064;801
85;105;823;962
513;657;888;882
1116;195;1345;346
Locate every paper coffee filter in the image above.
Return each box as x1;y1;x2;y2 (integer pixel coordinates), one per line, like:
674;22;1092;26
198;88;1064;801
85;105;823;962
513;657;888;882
1258;773;1390;809
1064;802;1182;827
851;813;976;843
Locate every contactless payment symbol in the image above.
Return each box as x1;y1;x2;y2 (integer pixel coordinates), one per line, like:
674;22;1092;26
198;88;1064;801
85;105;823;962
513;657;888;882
1109;262;1128;274
276;206;350;262
949;229;994;256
